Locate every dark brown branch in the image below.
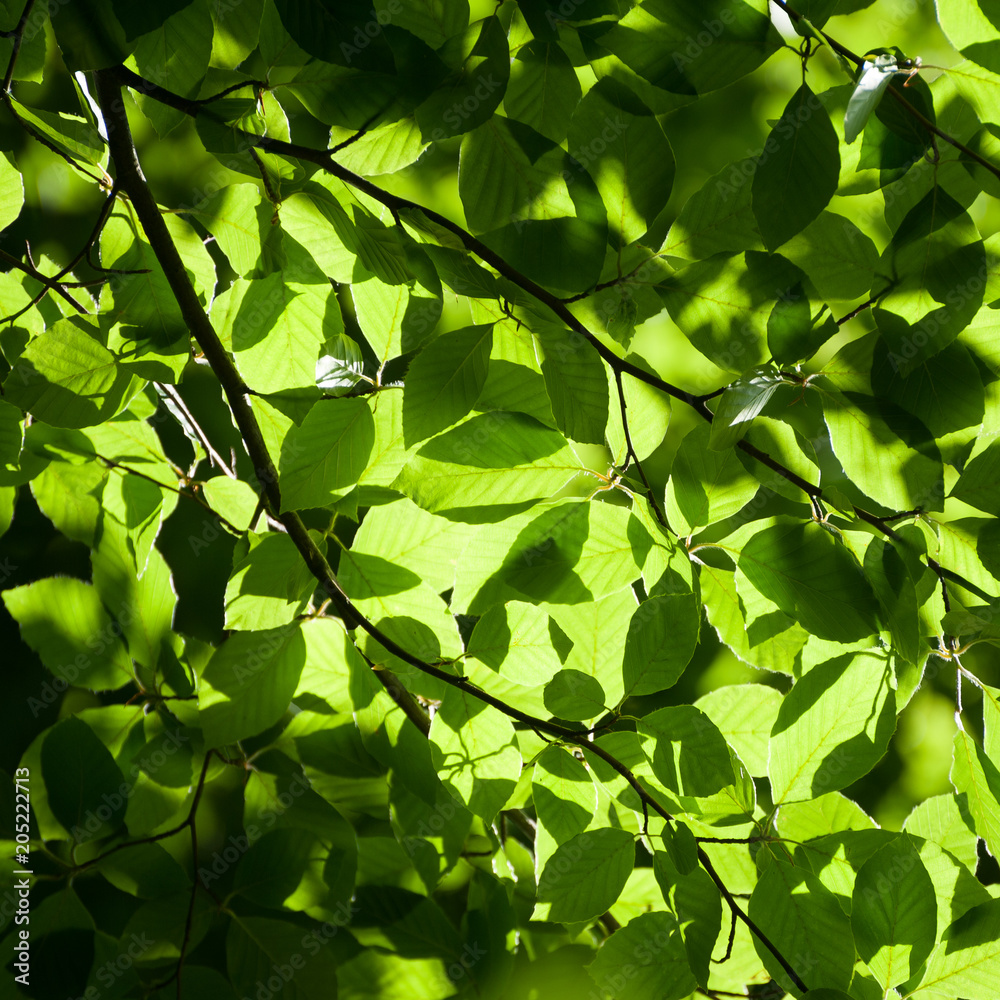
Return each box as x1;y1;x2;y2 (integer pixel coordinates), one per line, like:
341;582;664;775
106;65;711;418
1;0;34;92
154;382;238;478
714;907;737;964
191;79;268;105
94;454;243;534
94;69;592;747
54;182;128;279
371;663;431;737
0;247;89;312
73;750;216;874
834;296;875;325
96;70;804;986
613;368;669;528
773;0;1000;184
737;438;822;497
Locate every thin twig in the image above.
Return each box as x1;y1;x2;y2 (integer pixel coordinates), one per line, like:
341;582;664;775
0;247;88;312
1;0;34;93
96;71;806;987
95;454;243;533
154;382;238;478
613;368;669;528
106;65;712;416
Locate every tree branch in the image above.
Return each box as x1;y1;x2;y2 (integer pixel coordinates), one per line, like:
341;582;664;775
94;68;806;989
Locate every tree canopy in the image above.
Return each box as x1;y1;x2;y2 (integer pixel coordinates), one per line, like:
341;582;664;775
2;1;1000;998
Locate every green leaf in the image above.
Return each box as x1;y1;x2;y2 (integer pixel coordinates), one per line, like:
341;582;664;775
871;338;985;440
414;16;509;141
695;683;784;777
227;916;345;1000
343;497;476;594
219;275;342;394
336;117;429;176
535;325;610;445
131;1;213;137
638;705;752;819
769;650;896;803
864;537;921;667
599;0;782;95
748;860;855;992
549;588;637;710
844;53;908;144
851;833;936;989
41;716;128;842
232;827;318;907
536;828;635;923
873;190;986;376
821;388;944;513
935;2;1000;70
91;520;178;678
739;520;878;642
709;367;784;450
904;793;979;872
952;727;1000;860
336;950;456;999
505;38;582;142
280;178;410;285
622;593;700;697
666;423;759;533
403;324;493;445
429;688;521;823
915;899;1000;1000
29;458;106;545
0;152;24;233
352;265;443;367
662;156;764;260
659;250;803;374
9;97;107;166
587;911;696;1000
466;601;563;686
380;0;469;48
652;850;723;989
111;0;191;39
198;625;306;747
459;116;607;295
393;411;581;520
4;318;135;428
932;517;1000;603
279;397;376;511
752;84;840;250
779;210;879;301
3;577;134;690
951;439;1000;515
462;499;650;609
766;284;822;365
96;841;190;898
225;531;318;630
532;745;596;846
566;78;675;247
189;183;284;277
271;0;395;71
701;561;808;673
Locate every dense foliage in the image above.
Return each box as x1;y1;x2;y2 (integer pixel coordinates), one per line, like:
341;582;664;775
2;0;1000;997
